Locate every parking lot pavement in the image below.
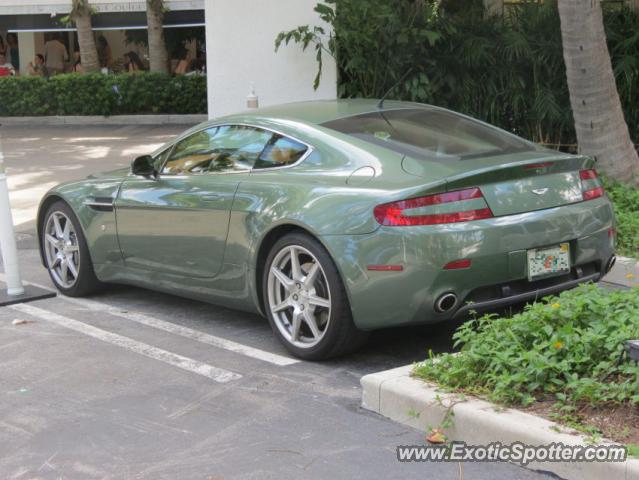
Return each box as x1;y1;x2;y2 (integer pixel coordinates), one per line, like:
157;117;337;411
0;125;559;479
2;125;185;232
1;248;553;480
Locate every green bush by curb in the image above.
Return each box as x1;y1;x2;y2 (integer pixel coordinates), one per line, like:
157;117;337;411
0;73;207;116
414;284;639;413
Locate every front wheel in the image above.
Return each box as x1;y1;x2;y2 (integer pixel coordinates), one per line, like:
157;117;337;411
263;233;368;360
41;201;102;296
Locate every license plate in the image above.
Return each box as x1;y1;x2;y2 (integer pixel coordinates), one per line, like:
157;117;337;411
527;243;570;281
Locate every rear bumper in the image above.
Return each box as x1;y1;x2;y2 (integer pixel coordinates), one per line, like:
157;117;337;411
452;269;602;319
320;197;615;330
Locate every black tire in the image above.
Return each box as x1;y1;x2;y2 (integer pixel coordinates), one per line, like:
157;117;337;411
262;232;368;360
41;200;102;297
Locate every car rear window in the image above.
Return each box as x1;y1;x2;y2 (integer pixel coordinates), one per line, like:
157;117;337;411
321;108;534;161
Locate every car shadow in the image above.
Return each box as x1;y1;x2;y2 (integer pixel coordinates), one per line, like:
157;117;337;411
86;283;530;377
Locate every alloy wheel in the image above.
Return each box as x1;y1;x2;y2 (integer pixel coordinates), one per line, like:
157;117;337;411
267;245;332;349
44;211;80;289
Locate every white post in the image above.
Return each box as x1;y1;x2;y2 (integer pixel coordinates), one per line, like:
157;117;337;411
17;31;36;76
0;132;24;296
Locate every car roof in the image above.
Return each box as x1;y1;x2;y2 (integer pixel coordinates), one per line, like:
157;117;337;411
217;99;426;126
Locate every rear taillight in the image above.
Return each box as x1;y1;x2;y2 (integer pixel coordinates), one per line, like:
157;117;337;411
374;188;494;226
579;169;598;180
579;169;605;201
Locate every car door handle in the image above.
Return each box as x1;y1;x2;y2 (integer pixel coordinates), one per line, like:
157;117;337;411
201;194;221;202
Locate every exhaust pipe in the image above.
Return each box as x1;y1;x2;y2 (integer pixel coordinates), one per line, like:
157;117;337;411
605;255;617;274
435;293;458;313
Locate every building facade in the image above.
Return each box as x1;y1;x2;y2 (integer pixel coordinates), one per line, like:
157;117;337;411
0;0;337;118
0;0;205;77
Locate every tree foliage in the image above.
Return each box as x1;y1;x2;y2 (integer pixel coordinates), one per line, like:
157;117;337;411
277;0;639;151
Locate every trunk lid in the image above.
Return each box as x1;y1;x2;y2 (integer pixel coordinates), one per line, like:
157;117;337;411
402;151;592;216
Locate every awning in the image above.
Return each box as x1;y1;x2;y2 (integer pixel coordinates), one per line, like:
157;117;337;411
2;10;204;33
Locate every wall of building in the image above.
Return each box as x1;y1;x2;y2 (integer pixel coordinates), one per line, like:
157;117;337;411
0;1;203;15
204;0;337;119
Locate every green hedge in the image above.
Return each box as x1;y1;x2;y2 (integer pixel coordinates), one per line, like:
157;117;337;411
0;73;207;116
413;284;639;438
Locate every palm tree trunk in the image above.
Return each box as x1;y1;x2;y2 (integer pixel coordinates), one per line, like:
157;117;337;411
71;0;99;73
558;0;639;183
146;0;169;74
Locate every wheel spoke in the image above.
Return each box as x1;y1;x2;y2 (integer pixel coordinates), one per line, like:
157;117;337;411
50;256;61;269
303;310;321;339
66;258;78;278
62;218;71;241
60;260;69;283
52;214;63;238
270;266;293;291
308;294;330;309
65;244;79;253
289;247;302;281
45;233;58;247
290;311;302;342
271;297;291;314
303;262;320;289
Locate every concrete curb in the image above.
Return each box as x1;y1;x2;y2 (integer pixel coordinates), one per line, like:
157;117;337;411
361;365;639;480
604;255;639;289
0;114;208;126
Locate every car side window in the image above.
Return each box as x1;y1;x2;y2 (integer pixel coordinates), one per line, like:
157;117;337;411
161;129;215;174
253;134;309;170
161;125;273;175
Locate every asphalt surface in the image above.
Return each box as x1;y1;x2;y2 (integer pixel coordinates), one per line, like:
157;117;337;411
0;125;565;479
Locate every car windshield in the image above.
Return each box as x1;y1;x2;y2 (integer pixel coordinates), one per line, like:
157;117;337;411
321;108;534;161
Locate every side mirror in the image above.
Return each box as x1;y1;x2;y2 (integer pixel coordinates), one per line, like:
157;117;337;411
131;155;157;178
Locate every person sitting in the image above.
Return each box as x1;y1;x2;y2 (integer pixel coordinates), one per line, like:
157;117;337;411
0;53;16;77
189;50;206;74
123;51;146;73
28;54;48;77
173;49;190;75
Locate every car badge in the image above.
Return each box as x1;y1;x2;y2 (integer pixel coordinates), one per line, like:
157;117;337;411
532;188;550;195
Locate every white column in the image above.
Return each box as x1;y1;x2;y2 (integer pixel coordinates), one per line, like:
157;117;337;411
0;135;24;296
204;0;337;119
204;1;214;117
17;32;36;76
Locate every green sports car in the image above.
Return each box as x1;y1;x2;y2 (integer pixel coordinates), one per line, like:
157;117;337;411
38;99;616;359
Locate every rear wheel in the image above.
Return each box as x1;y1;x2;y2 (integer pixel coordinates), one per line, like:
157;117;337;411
263;232;368;360
42;201;101;296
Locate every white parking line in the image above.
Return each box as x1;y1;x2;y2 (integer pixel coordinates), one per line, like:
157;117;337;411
10;303;242;383
0;274;299;366
60;295;299;366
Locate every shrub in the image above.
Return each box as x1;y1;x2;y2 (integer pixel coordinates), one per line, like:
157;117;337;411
0;73;207;116
604;178;639;258
414;284;639;409
279;1;639;148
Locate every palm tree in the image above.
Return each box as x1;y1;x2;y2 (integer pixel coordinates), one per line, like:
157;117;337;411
70;0;99;73
146;0;169;73
558;0;639;183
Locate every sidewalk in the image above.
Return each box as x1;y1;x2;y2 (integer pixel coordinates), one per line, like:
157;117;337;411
603;255;639;288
